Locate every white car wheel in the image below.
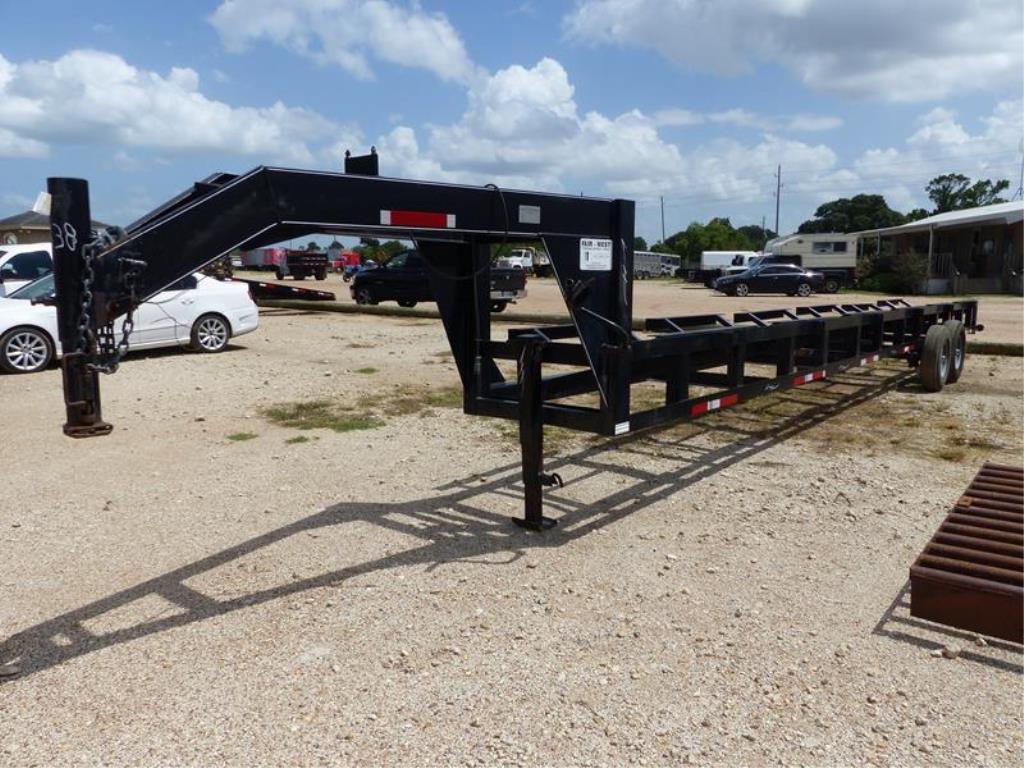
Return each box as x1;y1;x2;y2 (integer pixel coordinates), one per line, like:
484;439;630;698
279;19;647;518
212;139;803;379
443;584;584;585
0;327;53;374
191;314;230;353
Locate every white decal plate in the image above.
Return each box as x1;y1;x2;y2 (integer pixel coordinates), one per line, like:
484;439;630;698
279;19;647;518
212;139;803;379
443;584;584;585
614;420;630;435
580;238;613;271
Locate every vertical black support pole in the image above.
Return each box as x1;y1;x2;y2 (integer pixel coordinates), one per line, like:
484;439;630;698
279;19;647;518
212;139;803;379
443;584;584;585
48;177;112;438
776;337;795;376
727;341;745;387
665;357;690;403
514;340;557;531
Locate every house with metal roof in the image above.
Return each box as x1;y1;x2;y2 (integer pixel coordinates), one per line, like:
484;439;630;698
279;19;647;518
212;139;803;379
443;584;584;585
855;201;1023;295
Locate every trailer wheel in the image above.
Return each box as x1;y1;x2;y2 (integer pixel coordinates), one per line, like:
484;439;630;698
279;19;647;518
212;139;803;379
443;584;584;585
824;278;840;294
490;301;507;313
918;324;952;392
397;300;417;308
315;267;327;281
275;268;285;280
944;320;966;384
796;282;812;297
734;283;749;297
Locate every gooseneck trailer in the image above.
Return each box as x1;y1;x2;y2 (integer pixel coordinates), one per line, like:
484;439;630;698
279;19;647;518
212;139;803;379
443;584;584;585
47;154;981;530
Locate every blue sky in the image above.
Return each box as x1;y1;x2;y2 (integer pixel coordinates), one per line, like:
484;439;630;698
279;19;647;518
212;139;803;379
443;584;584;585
1;0;1021;242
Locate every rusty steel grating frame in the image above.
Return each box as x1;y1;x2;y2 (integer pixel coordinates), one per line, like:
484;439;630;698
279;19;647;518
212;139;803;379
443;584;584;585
910;463;1023;643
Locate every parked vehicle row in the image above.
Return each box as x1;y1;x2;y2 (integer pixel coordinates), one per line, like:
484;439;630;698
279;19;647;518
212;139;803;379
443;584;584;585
0;271;259;374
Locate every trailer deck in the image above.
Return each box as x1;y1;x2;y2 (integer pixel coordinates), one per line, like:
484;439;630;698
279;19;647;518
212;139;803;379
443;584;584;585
45;153;982;529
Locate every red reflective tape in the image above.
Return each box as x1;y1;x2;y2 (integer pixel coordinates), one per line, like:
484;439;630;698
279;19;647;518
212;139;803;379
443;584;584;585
793;370;826;386
691;392;740;417
380;209;454;228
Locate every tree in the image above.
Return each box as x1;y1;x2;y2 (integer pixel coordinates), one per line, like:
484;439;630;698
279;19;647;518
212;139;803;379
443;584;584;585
305;241;321;251
926;173;1010;213
904;208;930;222
797;194;905;233
633;236;648;251
736;224;775;247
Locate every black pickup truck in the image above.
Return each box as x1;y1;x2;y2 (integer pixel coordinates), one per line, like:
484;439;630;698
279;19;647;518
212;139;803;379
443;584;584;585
350;250;527;312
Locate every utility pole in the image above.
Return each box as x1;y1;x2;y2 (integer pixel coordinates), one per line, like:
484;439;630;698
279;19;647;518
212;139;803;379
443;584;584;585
761;215;767;250
774;164;782;235
660;196;666;244
1015;138;1024;200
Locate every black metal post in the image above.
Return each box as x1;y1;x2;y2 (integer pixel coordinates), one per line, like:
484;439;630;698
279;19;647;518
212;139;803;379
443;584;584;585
48;177;112;438
514;340;557;531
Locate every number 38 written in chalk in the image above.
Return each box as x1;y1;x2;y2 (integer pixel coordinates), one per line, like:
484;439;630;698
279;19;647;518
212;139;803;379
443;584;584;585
579;238;612;271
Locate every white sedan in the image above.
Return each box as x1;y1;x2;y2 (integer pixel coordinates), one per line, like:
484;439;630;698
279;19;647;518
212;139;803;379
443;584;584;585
0;273;259;373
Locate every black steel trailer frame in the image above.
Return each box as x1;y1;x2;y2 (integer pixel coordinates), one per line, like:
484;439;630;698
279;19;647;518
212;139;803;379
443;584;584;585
46;156;981;530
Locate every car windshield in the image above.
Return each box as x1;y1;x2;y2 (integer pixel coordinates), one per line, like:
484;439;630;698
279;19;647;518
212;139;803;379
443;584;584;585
7;272;54;300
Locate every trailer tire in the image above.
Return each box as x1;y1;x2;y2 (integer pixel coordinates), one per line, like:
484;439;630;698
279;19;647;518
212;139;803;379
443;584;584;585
275;268;285;280
734;283;749;297
824;278;840;294
315;267;327;281
944;320;966;384
918;324;952;392
397;300;417;308
490;301;507;313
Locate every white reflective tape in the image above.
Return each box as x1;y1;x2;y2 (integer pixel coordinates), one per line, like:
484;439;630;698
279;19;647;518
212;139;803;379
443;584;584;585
614;421;630;435
446;214;456;228
708;398;721;411
380;210;391;225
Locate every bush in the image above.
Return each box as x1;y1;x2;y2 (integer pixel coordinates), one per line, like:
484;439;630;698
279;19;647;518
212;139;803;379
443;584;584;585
858;273;904;294
891;250;928;294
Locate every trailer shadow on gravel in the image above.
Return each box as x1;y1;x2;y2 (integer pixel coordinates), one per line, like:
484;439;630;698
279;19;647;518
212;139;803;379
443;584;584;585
2;365;1002;681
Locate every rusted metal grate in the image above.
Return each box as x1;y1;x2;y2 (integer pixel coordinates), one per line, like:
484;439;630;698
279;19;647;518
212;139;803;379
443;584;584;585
910;463;1023;643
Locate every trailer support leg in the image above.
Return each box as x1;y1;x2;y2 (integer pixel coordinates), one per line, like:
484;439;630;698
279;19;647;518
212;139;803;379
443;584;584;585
48;177;112;438
514;340;558;531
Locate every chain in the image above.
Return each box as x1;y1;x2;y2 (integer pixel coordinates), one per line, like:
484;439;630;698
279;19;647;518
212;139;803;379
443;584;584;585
76;227;139;375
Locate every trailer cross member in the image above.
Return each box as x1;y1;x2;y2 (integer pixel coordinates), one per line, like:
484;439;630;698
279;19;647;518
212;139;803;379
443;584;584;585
47;159;982;530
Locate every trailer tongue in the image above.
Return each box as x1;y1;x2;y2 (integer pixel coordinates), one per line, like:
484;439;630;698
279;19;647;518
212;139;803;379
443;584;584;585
47;153;982;529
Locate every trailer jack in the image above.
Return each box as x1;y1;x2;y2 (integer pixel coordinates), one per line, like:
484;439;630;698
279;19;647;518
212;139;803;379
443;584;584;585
47;156;982;529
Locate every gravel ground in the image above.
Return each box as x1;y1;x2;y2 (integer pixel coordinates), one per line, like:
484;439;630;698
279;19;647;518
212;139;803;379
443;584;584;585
0;309;1021;767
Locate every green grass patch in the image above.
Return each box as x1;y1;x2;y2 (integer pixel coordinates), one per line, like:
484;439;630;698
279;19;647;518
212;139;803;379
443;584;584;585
227;432;258;442
285;435;316;444
263;400;385;433
355;367;378;374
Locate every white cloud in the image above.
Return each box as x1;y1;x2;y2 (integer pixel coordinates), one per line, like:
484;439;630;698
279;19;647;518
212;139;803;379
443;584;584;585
0;126;48;158
209;0;479;85
652;108;704;127
787;114;842;132
565;0;1023;102
0;50;342;164
850;100;1023;209
377;58;685;194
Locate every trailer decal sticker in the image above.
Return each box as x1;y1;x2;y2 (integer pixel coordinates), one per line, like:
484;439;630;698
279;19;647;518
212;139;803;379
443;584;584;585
793;370;826;386
580;238;613;271
614;421;630;435
690;393;739;416
380;210;455;228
